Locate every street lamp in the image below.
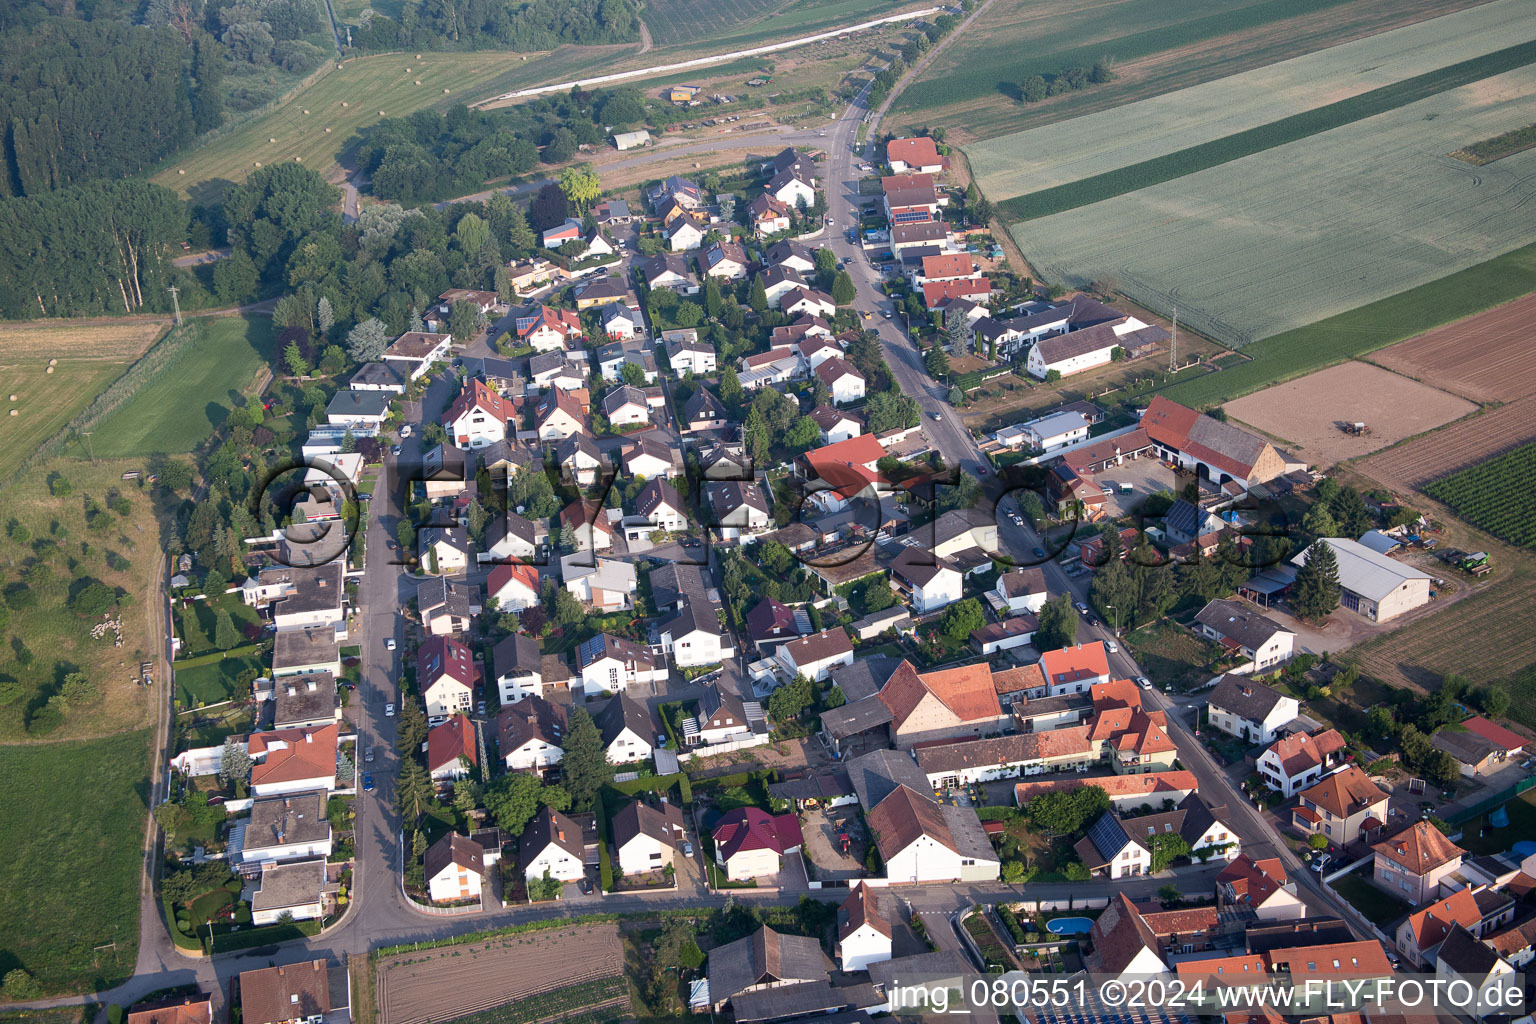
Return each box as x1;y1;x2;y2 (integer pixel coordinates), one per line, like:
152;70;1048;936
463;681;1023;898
1105;603;1120;637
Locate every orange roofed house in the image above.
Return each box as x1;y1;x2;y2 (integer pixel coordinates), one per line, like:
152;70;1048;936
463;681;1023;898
1218;853;1305;921
1372;820;1465;904
886;136;943;174
1292;765;1389;846
1395;887;1482;968
879;660;1012;749
248;723;339;797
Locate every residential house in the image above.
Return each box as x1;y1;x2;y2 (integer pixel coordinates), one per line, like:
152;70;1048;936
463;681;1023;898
576;633;663;696
1256;729;1347;797
712;806;802;880
745;597;808;653
994;567;1047;614
554;432;604;486
426;715;477;783
1038;642;1111;696
478;511;539;565
886;136;943;174
766;168;816;209
593;198;632;223
929;507;1000;559
1121;793;1240;862
621;437;680;481
507;258;564;294
599;303;642;341
514;305;583;353
889;546;963;613
601;384;654;427
749;194;791;236
1208;676;1299;745
663;330;716;376
518;806;587;884
241;793;332;865
837;883;893;972
492;632;544;704
1434;924;1516;1018
1084;894;1169;979
763;240;816;275
418;525;469;575
238;962;335;1024
1194;599;1295;673
561;553;637;611
889;220;953;258
323;390;391;432
810;405;862;445
272;674;338;730
882;172;940;224
1396;888;1483;968
693;684;761;746
1217;853;1306;921
348;361;404;393
270;624;339;680
705;926;832;1011
1292;765;1390;844
761;265;807;308
645;174;702;212
1140;395;1287;489
417;577;478;635
776;628;854;683
596;692;656;765
877;660;1012;748
496;696;567;771
419;635;476;721
382;331;452;381
573;276;628;310
701;443;753;480
560;498;614;552
1075;812;1151;879
916;728;1095;786
707;480;771;537
682;387;730;433
866;784;999;883
485;561;539;617
815;356;866;404
1372;821;1466;904
248;724;338;797
639;253;699;294
659;598;731;668
782;287;838;320
612;799;685;876
534;388;586;441
636;478;689;532
701;240;750;280
666;217;705;252
541;218;583;249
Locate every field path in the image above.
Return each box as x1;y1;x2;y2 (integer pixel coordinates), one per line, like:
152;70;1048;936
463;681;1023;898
637;19;653;54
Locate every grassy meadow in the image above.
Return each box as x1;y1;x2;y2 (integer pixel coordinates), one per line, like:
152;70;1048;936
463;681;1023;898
0;730;150;994
85;316;274;458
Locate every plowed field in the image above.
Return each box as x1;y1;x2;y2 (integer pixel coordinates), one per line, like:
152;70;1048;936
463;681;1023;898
1367;292;1536;403
1359;393;1536;491
376;923;625;1024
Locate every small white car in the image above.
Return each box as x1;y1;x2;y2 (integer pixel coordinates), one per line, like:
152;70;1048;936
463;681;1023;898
384;703;396;717
385;637;396;651
1135;676;1152;690
399;424;413;438
1105;640;1119;654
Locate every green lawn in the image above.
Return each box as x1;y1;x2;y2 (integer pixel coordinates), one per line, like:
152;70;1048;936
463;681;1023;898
87;316;275;457
1158;241;1536;408
1331;872;1412;928
1124;620;1221;692
0;731;149;994
176;592;263;657
1459;790;1536;855
175;655;264;708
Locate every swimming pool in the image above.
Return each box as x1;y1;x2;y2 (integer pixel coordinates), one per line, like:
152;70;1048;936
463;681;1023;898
1046;917;1094;934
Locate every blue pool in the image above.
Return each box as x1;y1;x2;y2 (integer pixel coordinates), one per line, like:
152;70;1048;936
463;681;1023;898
1512;840;1536;857
1046;917;1094;935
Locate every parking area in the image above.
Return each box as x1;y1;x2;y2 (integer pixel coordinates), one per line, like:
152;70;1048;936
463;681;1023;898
1086;457;1181;520
800;805;867;880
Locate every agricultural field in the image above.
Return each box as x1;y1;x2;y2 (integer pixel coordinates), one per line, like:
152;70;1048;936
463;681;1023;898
85;316;274;458
1157;241;1536;408
1452;121;1536;163
1017;64;1536;347
643;0;899;48
1367;292;1536;403
0;321;168;478
1349;570;1536;714
1223;363;1476;468
0;729;150;995
0;457;163;742
1360;393;1536;491
967;0;1536;203
1425;443;1536;549
889;0;1485;141
376;923;626;1024
151;50;593;202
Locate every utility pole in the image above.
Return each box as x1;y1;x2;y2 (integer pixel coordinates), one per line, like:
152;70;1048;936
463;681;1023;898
167;284;183;326
1168;306;1177;373
81;431;95;462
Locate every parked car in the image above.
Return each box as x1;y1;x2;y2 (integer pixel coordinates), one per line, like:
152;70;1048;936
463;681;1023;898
931;411;942;421
477;701;487;716
358;492;372;502
391;445;403;456
364;747;374;763
1033;547;1046;559
385;637;396;651
682;841;694;857
1310;854;1331;874
385;702;396;717
399;424;412;437
1074;601;1089;614
1105;640;1119;653
1135;677;1152;690
362;773;374;792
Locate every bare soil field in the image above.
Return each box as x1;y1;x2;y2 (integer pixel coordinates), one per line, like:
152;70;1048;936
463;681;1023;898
1366;292;1536;403
376;923;624;1024
1359;392;1536;491
0;320;166;360
1223;362;1477;467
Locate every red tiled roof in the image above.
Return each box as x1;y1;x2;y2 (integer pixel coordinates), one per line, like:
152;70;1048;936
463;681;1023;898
886;137;940;169
1372;820;1464;874
419;635;477;689
1040;642;1109;689
1264;728;1346;778
488;559;539;599
922;253;973;279
713;807;803;859
1299;765;1388;820
249;724;337;787
1403;887;1480;951
921;278;990;308
427;714;477;774
1461;716;1526;752
443;378;508;428
1264;940;1393;980
1013;770;1197;807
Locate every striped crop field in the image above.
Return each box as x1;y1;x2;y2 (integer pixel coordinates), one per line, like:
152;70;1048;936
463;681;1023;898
642;0;900;48
1015;64;1536;348
1426;442;1536;549
968;0;1536;203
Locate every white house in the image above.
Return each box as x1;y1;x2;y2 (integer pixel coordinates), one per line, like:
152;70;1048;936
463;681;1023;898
1025;314;1159;380
766;169;816;209
1020;410;1090;451
658;599;732;668
782;287;838;320
478;512;538;565
443;379;510;450
601;384;653;427
250;860;325;925
712;807;802;881
561;554;637;611
1193;599;1295;674
693;685;758;746
814;357;866;404
1208;675;1299;745
775;628;854;682
324;390;391;430
1217;854;1306;921
994;568;1047;614
419;526;470;576
1256;728;1347;797
596;692;656;765
611;799;685;876
486;560;540;612
636;478;688;532
241;793;332;865
492;632;544;705
663;331;716;376
1074;813;1151;879
666;218;705;252
810;405;862;445
383;331;453;381
518;806;586;883
866;785;999;883
890;547;963;614
577;633;664;696
496;697;566;771
425;715;477;783
425;833;484;903
837;883;893;972
600;302;642;341
248;725;338;797
419;636;476;721
886;136;943;175
701;241;750;281
1434;925;1516;1019
1122;794;1240;863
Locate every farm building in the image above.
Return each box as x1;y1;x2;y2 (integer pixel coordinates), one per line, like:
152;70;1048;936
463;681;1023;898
1139;396;1286;488
887;136;943;174
612;130;651;150
1289;538;1433;622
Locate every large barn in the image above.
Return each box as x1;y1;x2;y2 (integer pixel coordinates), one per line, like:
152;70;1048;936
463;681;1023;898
1139;396;1286;488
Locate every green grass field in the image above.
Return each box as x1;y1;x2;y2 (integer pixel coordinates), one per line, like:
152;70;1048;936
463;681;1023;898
175;655;264;708
0;731;148;994
642;0;797;46
647;0;913;50
997;39;1536;221
1425;442;1536;549
87;316;274;458
1156;241;1536;407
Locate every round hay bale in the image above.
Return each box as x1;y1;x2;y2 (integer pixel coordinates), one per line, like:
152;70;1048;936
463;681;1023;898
9;409;17;416
303;109;309;114
416;54;422;59
325;127;332;133
341;101;349;107
8;394;16;401
48;359;56;366
254;161;262;167
179;169;185;175
269;137;276;143
415;80;421;85
295;156;302;162
45;366;54;374
443;88;450;94
405;66;411;72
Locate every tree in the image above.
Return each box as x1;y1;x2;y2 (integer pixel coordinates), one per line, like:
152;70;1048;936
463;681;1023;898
924;344;950;379
1307;833;1330;851
939;598;985;643
558;164;602;210
1292;540;1342;621
484;772;569;834
69;580;115;617
348;318;390;362
316;295;335;334
1027;784;1109;834
1044;369;1061;383
219;736;253;785
448;300;480;344
748;275;769;313
559;709;611;811
719;366;746;408
284;340;311;377
214;608;241;650
831;270;856;306
395;759;435;824
784;415;819;452
768;674;815;723
396;698;428;753
743;406;770;464
1148;832;1190;872
944;304;971;354
1018;491;1045;526
1034;594;1078;651
1302;501;1339;539
704;278;724;319
1329;486;1371;538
